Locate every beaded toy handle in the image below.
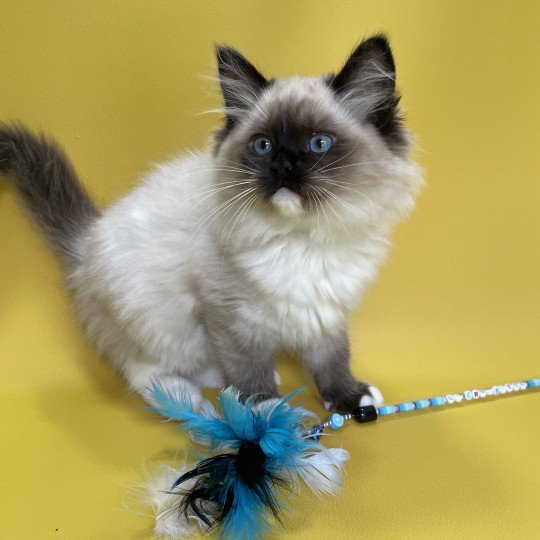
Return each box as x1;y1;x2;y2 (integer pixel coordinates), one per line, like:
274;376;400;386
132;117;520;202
308;378;540;440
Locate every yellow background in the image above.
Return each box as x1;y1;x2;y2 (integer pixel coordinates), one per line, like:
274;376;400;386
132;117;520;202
1;1;538;538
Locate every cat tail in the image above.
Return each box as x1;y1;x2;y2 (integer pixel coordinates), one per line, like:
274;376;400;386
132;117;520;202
0;123;100;265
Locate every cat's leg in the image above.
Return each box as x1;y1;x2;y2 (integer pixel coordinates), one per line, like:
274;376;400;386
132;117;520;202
122;361;205;410
210;330;278;402
189;366;226;388
301;332;383;413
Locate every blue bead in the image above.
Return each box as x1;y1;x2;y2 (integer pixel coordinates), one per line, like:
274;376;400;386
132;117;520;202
330;413;345;429
397;402;415;412
414;399;431;409
378;405;398;416
310;426;323;441
430;397;446;406
527;379;540;388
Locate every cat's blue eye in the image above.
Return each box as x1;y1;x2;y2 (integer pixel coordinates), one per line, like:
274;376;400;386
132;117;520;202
308;133;334;153
253;136;273;155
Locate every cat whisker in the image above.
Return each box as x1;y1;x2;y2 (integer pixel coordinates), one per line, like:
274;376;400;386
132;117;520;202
311;177;367;187
312;176;375;208
318;175;402;190
219;190;257;244
190;190;244;236
312;185;352;241
312;143;359;174
196;107;228;116
310;188;322;231
315;160;394;175
217;157;259;175
243;193;262;225
194;188;255;234
307;147;331;173
191;187;258;240
316;185;369;219
191;179;253;192
313;187;334;242
196;160;259;174
176;166;255;178
220;191;260;259
212;166;257;175
188;181;255;207
181;178;254;201
241;154;261;172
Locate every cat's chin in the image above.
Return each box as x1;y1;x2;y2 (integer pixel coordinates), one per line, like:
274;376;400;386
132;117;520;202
270;187;304;217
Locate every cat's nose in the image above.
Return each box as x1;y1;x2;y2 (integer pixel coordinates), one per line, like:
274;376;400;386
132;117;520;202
270;151;295;181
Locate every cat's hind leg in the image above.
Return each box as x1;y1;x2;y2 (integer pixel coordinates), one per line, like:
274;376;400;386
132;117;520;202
123;361;205;410
189;366;225;388
208;328;278;402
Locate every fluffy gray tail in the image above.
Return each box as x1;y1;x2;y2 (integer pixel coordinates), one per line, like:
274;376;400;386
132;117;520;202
0;123;99;265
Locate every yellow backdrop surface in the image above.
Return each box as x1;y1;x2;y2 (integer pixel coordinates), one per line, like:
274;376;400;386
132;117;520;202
1;1;538;538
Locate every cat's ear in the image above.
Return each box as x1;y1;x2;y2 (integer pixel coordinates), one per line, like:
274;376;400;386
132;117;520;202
216;45;269;128
329;35;404;147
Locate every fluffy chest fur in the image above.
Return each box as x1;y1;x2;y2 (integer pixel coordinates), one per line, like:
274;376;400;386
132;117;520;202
226;221;389;347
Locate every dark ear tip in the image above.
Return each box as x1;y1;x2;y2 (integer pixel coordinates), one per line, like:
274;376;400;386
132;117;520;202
363;33;392;51
215;44;229;60
356;33;395;71
215;44;240;64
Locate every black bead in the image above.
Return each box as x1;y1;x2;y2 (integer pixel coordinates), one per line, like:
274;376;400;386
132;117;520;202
352;405;378;423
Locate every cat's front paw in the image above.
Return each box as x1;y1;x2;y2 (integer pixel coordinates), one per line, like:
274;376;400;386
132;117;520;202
358;384;384;407
323;382;384;413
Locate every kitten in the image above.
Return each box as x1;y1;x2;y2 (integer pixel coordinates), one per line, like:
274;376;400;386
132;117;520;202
0;34;422;413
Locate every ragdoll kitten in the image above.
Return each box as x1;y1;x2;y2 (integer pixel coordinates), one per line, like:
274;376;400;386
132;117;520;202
0;34;422;413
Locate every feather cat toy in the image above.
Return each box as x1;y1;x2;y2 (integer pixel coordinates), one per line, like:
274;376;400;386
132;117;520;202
149;383;348;538
147;378;539;538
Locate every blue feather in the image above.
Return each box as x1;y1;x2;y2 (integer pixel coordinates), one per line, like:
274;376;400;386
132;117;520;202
218;387;257;442
148;381;239;448
220;475;277;540
150;382;338;539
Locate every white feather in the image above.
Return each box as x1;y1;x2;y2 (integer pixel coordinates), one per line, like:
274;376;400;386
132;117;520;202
296;447;350;497
142;462;208;539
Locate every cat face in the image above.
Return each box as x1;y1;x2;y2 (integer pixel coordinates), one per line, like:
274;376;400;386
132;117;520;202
213;35;420;224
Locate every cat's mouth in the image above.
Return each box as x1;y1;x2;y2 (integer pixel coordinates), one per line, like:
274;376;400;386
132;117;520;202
269;187;304;217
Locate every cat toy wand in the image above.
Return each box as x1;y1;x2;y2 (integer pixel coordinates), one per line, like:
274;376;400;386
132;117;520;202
307;378;540;440
148;377;539;539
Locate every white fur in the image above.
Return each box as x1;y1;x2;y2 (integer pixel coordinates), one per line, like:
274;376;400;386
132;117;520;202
70;153;218;398
324;384;384;410
360;385;384;407
270;186;304;217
